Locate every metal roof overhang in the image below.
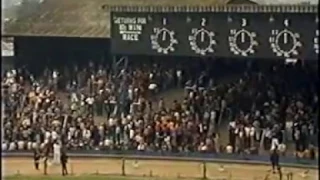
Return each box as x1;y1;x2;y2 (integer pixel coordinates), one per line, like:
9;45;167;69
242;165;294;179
2;0;317;38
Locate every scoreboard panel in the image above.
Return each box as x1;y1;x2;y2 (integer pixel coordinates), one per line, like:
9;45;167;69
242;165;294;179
111;12;318;60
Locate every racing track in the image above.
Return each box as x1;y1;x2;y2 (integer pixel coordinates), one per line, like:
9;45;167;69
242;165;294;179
3;157;318;180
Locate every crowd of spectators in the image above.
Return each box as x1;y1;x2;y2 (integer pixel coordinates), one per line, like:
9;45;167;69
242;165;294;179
1;59;189;151
1;59;318;159
225;61;318;158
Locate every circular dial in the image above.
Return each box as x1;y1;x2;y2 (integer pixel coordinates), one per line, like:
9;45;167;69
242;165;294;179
228;29;258;56
150;28;178;54
188;28;216;56
269;29;302;58
314;30;319;54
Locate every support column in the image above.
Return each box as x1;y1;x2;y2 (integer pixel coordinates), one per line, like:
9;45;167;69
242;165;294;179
112;56;129;116
112;56;128;74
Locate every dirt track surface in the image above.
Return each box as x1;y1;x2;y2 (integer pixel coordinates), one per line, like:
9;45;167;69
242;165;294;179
3;157;318;180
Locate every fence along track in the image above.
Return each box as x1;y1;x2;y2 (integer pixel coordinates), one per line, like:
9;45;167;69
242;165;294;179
3;157;318;180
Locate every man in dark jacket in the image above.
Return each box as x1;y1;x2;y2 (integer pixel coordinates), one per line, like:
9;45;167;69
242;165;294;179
270;148;281;174
60;151;68;176
43;143;51;175
33;148;41;170
43;156;48;175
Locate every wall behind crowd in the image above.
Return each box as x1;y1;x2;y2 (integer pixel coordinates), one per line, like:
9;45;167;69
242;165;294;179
13;36;111;75
1;56;15;76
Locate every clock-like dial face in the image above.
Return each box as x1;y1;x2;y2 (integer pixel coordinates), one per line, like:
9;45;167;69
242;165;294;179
189;28;216;56
150;28;178;54
234;30;253;50
269;29;302;58
155;29;173;48
193;29;213;49
275;30;298;52
229;29;258;56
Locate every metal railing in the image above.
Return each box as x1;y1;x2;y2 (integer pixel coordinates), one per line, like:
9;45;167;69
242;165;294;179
5;157;313;180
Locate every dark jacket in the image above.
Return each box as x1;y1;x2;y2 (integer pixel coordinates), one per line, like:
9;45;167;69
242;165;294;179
60;153;68;164
34;150;41;161
270;150;279;163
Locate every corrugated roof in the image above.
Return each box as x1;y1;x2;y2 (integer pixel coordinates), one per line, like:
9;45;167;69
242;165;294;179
250;0;318;5
227;0;258;4
2;0;228;38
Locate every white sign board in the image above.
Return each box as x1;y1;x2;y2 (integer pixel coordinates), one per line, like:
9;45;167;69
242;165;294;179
1;37;14;57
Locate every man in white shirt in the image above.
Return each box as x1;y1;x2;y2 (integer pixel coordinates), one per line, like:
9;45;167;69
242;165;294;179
52;130;58;141
53;141;61;164
86;96;94;115
18;141;25;150
226;144;233;153
52;70;59;91
271;136;279;151
148;83;157;98
2;142;8;151
137;143;145;151
176;70;182;87
9;142;16;151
